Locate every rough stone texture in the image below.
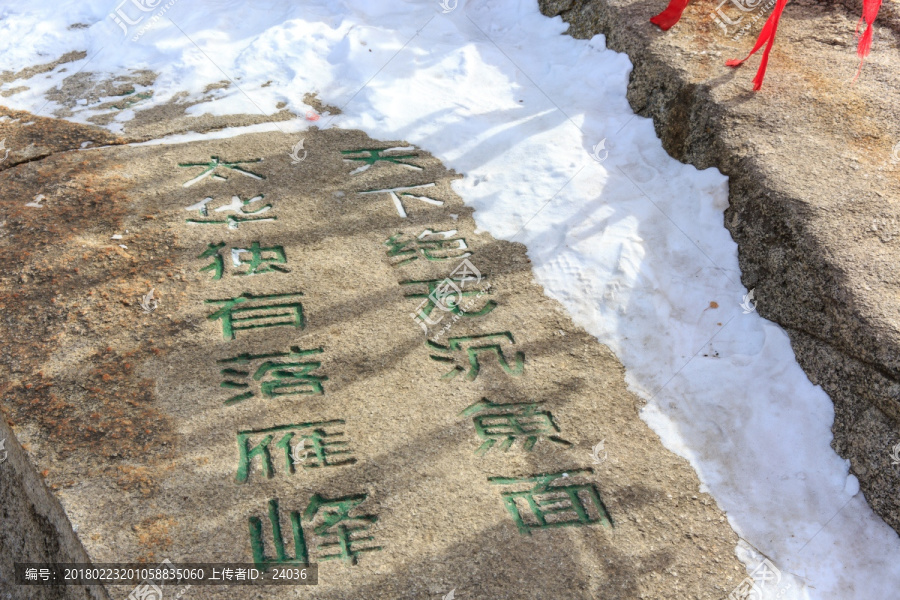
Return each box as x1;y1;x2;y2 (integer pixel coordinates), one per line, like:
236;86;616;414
537;0;900;533
0;107;121;171
0;111;751;598
0;417;105;600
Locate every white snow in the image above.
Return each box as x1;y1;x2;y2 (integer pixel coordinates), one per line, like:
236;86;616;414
2;0;899;597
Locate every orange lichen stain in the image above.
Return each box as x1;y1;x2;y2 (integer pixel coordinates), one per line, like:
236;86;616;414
116;464;163;496
134;516;176;560
0;129;187;514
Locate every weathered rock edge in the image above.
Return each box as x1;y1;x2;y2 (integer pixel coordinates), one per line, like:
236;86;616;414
0;417;105;600
538;0;900;534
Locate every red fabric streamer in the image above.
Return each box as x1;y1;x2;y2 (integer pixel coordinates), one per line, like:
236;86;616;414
650;0;882;89
854;0;883;78
724;0;789;90
650;0;692;30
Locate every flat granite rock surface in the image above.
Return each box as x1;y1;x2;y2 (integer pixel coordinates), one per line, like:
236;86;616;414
0;114;747;599
539;0;900;535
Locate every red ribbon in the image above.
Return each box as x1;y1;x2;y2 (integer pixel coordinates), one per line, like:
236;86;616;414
650;0;882;90
855;0;883;79
650;0;692;30
725;0;789;90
